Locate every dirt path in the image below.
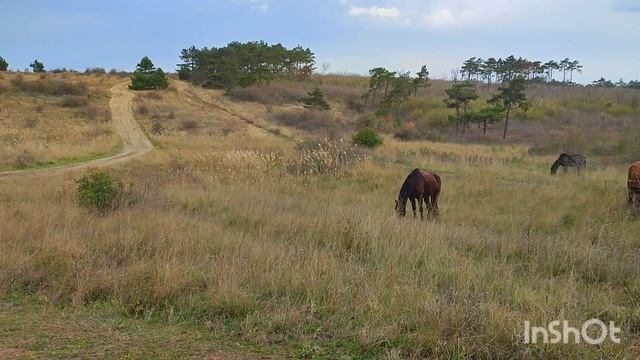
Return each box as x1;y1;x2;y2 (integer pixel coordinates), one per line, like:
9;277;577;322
0;82;153;179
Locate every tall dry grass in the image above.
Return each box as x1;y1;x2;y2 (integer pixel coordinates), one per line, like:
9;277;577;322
1;133;638;358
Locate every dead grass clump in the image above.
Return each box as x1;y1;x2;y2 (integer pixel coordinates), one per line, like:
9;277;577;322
272;109;347;134
74;106;100;121
12;77;88;95
84;67;106;74
14;151;35;168
144;91;163;100
24;117;40;129
194;139;368;178
59;96;89;108
136;104;149;116
227;82;306;105
179;119;200;132
152;121;164;134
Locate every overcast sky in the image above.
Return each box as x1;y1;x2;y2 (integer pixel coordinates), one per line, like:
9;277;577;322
1;0;639;83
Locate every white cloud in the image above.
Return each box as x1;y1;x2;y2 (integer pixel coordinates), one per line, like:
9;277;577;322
349;6;400;18
340;0;616;30
234;0;271;13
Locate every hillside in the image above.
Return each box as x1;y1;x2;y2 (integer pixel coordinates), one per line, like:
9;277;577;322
0;72;129;170
1;73;639;358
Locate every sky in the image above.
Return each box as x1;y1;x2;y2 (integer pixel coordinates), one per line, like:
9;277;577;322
1;0;639;83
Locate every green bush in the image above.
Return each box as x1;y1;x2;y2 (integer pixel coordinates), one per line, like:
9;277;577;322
76;170;123;212
352;127;383;148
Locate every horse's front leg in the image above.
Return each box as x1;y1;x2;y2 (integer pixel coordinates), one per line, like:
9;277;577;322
410;198;417;219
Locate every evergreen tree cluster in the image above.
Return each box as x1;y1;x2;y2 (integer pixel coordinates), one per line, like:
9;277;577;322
364;65;430;109
459;56;583;84
129;56;169;90
177;41;315;90
443;77;529;139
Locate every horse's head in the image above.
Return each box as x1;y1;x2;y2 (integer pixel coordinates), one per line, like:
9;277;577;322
394;198;406;217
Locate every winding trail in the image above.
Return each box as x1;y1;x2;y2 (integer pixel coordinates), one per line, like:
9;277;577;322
0;83;153;179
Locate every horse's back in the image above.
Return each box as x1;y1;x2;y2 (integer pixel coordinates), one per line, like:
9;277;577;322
419;170;441;196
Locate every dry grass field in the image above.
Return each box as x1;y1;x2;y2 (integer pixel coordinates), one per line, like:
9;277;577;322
1;74;640;358
0;72;125;170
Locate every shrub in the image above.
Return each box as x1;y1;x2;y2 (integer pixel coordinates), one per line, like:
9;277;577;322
76;170;124;213
352;127;383;148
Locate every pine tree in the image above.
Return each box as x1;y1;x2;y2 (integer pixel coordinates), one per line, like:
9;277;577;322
488;77;529;139
301;87;330;110
30;59;45;73
444;81;479;134
0;56;8;71
129;57;169;90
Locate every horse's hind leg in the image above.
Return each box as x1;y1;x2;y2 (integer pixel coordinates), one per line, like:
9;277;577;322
429;195;439;219
418;196;424;220
410;198;417;219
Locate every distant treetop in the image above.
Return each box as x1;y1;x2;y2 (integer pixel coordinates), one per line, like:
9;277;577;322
177;41;315;90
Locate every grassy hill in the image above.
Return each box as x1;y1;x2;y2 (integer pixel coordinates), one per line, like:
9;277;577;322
1;72;639;358
0;72;126;170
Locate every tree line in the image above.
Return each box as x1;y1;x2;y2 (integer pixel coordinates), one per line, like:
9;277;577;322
363;63;529;139
459;56;583;85
590;77;640;89
177;41;315;90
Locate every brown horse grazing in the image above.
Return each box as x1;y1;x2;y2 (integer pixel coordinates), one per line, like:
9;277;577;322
628;161;640;208
395;168;441;219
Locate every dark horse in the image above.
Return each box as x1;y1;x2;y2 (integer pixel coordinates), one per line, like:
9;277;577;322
550;153;587;175
629;161;640;208
395;169;441;219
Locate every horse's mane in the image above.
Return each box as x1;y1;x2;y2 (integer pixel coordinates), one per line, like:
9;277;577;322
399;169;421;199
